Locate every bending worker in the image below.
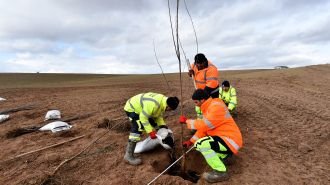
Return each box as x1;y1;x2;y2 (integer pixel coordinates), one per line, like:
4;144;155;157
179;89;243;183
219;80;237;116
188;53;219;118
123;92;179;165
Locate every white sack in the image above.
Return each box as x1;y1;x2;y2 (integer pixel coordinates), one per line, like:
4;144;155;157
134;128;174;153
0;114;10;123
0;97;6;101
45;110;61;121
134;137;159;153
157;128;174;150
39;121;72;133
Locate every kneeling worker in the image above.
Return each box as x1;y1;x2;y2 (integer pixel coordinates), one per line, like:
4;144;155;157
219;80;237;116
179;89;243;183
124;92;179;165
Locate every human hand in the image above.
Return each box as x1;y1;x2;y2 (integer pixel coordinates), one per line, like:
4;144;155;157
182;140;193;148
179;115;187;124
188;69;194;77
149;131;157;139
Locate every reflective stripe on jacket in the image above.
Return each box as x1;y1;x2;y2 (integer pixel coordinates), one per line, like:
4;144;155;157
186;98;243;154
219;86;237;111
191;61;219;89
124;92;167;133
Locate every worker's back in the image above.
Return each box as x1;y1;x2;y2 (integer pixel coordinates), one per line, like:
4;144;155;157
124;92;167;117
201;98;242;154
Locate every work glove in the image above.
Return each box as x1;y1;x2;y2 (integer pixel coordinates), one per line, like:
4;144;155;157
149;131;157;139
188;69;194;77
179;115;187;124
182;140;193;148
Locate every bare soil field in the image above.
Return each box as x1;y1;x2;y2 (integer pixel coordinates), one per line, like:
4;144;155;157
0;64;329;185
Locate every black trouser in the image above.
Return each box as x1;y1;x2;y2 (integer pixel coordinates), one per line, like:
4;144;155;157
125;111;167;134
210;89;219;98
205;85;219;98
209;136;233;156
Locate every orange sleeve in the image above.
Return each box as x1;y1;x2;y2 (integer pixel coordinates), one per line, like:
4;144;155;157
191;64;198;76
186;119;211;131
190;130;206;143
205;67;219;88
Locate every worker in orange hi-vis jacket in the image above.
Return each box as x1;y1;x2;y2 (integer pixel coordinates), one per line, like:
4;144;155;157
188;53;219;119
179;89;243;183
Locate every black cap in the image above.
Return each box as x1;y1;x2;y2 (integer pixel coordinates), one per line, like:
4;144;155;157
192;89;209;100
222;80;230;87
194;53;208;64
167;97;179;110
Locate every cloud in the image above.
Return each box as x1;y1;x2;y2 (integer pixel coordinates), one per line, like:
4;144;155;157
0;0;329;73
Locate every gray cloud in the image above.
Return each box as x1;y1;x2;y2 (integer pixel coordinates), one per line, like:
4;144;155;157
0;0;329;73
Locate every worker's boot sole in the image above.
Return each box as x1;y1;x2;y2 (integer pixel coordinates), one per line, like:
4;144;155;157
124;141;142;166
202;171;229;183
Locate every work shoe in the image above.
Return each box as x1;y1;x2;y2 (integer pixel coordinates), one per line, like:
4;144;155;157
230;109;238;118
202;170;229;183
223;156;236;166
124;141;142;166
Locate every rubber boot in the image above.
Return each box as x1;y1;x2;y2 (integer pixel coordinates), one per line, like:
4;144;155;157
230;109;238;118
202;170;229;183
223;156;236;166
124;141;142;165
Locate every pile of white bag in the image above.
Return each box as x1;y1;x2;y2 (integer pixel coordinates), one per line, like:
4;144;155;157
0;114;10;123
39;121;72;133
134;128;174;153
44;110;61;121
0;97;9;123
39;110;72;133
0;100;72;132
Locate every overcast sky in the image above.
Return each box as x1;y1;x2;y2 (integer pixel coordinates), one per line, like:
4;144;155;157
0;0;329;74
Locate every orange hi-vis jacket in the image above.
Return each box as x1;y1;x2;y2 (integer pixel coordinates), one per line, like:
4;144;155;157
191;61;219;89
186;98;243;154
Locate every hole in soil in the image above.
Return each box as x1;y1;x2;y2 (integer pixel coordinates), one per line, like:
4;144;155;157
6;126;40;138
151;149;204;183
167;164;200;183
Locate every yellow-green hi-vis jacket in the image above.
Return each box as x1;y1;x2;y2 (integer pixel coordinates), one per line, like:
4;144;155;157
219;86;237;111
124;92;168;134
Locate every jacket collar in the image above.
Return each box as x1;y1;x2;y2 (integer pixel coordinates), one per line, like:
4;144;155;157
161;97;168;112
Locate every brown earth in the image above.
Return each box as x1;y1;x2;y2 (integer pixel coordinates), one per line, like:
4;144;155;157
0;64;329;185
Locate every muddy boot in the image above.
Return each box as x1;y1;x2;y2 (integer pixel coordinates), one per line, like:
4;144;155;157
223;155;236;166
230;109;238;118
124;141;142;166
202;170;229;183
